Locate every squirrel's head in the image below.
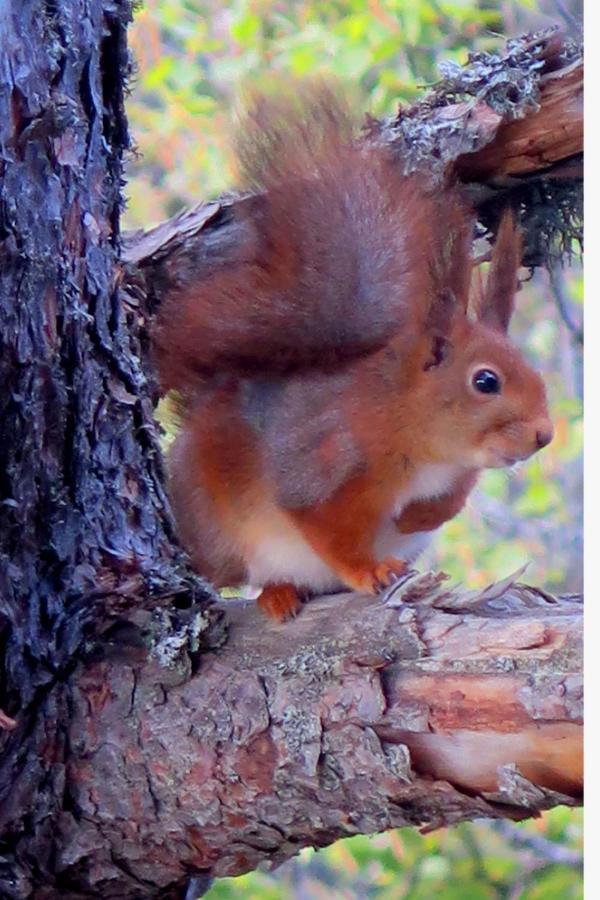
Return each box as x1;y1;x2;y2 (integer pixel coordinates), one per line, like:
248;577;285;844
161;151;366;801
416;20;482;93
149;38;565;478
420;316;553;469
416;211;553;469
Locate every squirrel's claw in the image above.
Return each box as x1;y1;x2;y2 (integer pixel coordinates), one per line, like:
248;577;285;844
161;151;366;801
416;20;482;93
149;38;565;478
371;558;409;592
340;558;409;595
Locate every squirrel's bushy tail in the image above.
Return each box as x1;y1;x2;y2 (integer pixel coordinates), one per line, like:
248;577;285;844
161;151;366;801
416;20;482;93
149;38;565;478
153;81;473;398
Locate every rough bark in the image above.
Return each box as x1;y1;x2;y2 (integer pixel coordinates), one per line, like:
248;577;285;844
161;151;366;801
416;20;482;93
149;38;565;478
452;58;582;181
0;10;583;899
56;576;583;898
389;31;583;185
0;2;221;895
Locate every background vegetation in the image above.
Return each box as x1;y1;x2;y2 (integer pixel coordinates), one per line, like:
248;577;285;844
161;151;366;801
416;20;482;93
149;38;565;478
124;1;583;897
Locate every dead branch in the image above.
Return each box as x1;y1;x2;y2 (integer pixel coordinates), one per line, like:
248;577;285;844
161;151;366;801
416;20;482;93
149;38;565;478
122;33;582;283
452;59;582;182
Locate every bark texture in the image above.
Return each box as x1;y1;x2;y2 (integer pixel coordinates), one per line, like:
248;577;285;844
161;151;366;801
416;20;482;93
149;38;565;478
0;11;583;899
452;58;582;181
60;576;581;898
0;2;220;895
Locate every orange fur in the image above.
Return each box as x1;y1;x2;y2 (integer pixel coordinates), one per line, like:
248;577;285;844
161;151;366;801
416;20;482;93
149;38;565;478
155;84;553;620
395;470;479;534
256;584;303;622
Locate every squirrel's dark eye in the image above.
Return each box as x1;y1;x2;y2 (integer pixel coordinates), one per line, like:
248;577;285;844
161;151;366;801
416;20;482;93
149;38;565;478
472;369;501;394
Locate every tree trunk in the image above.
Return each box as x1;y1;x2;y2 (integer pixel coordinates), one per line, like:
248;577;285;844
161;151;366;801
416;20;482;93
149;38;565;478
0;8;582;899
0;2;220;895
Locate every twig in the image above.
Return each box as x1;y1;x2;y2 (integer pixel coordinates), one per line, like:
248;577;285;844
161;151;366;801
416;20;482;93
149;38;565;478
553;0;583;34
491;820;582;868
548;265;583;345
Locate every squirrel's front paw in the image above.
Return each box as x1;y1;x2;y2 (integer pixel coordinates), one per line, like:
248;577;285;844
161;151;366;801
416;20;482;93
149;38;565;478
257;583;303;622
342;558;408;594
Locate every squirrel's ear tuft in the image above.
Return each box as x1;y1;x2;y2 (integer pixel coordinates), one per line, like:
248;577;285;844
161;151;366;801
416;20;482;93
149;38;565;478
478;210;523;332
425;288;458;336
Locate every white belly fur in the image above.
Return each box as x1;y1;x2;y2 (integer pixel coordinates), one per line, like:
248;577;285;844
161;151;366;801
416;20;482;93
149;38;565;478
247;463;463;590
247;519;342;592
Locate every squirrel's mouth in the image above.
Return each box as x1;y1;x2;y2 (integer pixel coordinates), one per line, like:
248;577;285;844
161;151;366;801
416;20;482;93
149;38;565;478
483;448;533;468
483;419;554;468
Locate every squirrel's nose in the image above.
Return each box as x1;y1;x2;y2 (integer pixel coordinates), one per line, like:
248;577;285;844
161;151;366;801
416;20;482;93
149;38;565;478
535;421;554;450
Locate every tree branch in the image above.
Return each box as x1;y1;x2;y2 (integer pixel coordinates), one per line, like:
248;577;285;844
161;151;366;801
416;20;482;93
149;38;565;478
122;32;582;289
58;573;581;896
451;58;582;182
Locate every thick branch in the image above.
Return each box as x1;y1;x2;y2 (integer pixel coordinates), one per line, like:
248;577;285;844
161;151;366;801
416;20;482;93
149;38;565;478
59;574;581;897
452;59;582;182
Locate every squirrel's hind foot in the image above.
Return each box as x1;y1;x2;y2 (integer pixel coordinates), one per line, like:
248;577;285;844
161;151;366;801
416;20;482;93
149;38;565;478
257;583;304;622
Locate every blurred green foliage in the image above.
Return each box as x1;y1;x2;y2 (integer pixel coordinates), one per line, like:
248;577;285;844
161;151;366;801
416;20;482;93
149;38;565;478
126;2;583;898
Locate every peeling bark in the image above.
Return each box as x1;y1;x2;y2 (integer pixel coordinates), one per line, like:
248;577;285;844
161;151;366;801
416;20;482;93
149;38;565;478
57;579;581;897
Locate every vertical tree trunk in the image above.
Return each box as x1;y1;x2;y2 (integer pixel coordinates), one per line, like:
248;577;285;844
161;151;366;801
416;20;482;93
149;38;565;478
0;4;219;894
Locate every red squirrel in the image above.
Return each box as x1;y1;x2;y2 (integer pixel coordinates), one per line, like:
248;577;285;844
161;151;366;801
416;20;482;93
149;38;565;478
154;84;553;622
